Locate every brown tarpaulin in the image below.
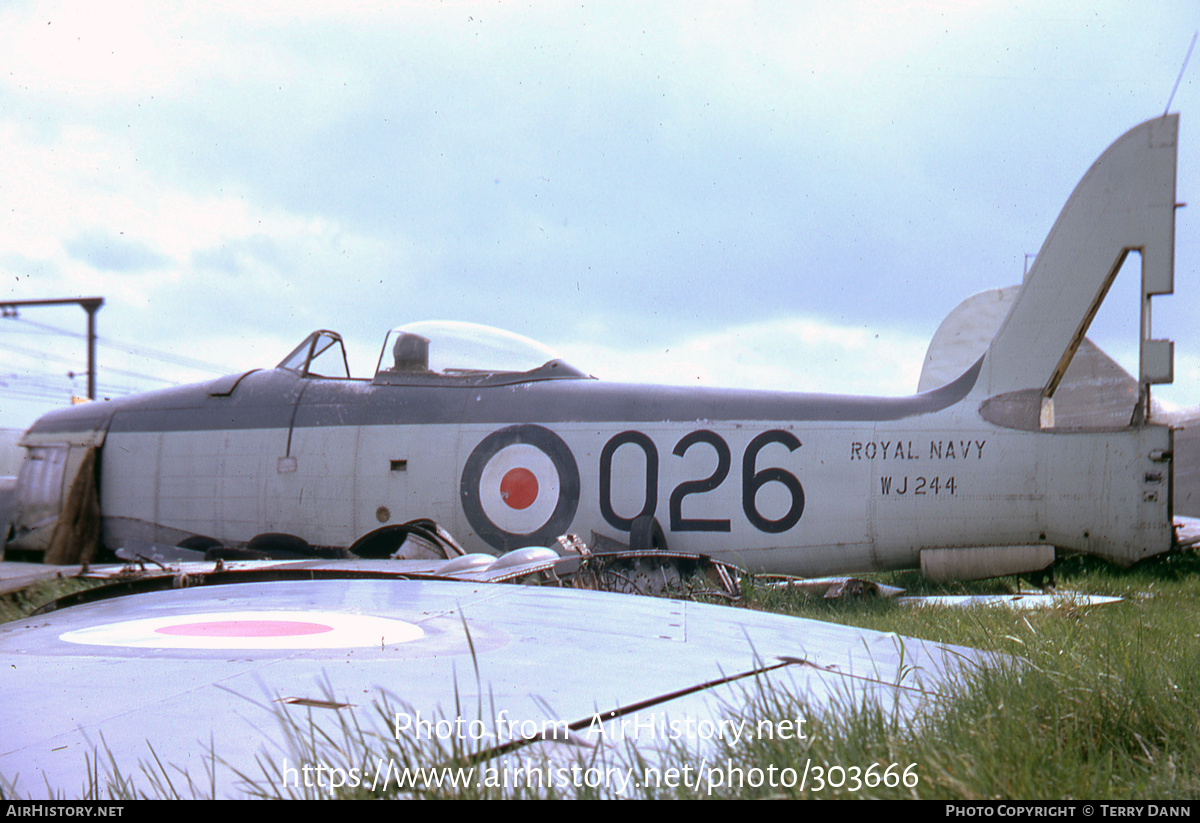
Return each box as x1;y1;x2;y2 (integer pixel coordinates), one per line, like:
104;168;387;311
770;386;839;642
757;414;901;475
43;447;100;565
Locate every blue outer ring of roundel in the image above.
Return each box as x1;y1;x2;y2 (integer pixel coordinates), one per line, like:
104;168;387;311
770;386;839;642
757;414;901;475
460;424;581;553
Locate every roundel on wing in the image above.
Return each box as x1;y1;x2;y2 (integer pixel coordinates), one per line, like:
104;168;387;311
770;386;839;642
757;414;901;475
460;424;580;552
59;611;424;650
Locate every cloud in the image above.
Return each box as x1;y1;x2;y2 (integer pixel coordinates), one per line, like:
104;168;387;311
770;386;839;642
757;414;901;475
0;0;1197;430
560;314;931;398
64;230;168;273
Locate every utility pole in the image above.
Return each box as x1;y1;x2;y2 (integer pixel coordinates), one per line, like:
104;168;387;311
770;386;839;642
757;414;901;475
0;297;105;400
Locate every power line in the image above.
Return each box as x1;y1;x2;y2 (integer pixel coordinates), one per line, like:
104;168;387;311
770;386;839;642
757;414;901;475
0;298;264;417
0;340;86;368
3;315;228;374
0;339;183;389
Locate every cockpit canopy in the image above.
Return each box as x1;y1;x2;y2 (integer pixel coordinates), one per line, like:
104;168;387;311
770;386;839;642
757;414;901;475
374;321;587;385
276;321;588;385
276;330;351;379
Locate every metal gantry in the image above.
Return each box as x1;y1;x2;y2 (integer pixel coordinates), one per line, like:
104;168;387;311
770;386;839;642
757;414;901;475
0;297;104;400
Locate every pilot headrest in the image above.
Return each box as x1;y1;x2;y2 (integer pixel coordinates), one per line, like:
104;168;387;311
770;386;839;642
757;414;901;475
392;332;430;372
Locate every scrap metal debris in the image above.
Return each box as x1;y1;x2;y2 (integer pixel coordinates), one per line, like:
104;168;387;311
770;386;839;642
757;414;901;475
1175;516;1200;548
49;523;743;613
896;592;1123;609
759;575;906;599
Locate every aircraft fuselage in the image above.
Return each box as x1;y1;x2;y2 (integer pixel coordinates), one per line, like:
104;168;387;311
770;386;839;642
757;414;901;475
4;114;1184;578
16;357;1172;576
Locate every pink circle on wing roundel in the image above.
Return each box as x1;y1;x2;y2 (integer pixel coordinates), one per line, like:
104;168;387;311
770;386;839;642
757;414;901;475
155;620;334;637
59;610;425;649
500;467;539;510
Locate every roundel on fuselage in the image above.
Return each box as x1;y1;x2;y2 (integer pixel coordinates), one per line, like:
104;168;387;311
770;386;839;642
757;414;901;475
460;424;580;553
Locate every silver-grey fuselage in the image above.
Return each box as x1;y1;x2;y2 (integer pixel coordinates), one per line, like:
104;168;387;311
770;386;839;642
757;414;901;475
14;356;1172;576
4;114;1184;577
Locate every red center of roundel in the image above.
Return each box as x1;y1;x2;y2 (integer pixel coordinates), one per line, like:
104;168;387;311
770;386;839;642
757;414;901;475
499;467;539;510
155;620;335;637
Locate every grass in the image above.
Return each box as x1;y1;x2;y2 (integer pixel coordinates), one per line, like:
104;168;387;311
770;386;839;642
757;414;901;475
0;575;101;624
5;552;1200;798
715;552;1200;798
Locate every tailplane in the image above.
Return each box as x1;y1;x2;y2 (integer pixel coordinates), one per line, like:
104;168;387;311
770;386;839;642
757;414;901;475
923;286;1142;429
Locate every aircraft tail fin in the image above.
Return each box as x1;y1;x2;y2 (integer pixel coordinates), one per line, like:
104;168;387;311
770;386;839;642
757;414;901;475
968;115;1178;414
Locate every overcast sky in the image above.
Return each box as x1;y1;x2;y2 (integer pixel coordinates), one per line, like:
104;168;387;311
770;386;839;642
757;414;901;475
1;1;1197;430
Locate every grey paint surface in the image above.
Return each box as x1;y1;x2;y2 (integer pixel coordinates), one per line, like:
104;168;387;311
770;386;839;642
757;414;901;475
0;429;23;477
26;356;983;437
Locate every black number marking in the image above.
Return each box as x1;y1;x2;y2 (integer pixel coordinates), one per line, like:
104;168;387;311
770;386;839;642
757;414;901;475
879;476;957;496
742;430;805;533
669;430;731;532
599;428;806;535
599;431;658;531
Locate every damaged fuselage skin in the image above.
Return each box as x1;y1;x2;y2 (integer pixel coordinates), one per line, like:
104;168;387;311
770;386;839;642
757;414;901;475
2;116;1183;579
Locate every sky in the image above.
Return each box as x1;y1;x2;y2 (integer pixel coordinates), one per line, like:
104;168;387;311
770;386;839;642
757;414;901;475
0;1;1197;430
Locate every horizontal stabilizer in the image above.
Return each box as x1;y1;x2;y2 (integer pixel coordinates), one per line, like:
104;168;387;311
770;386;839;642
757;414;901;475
923;287;1142;428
